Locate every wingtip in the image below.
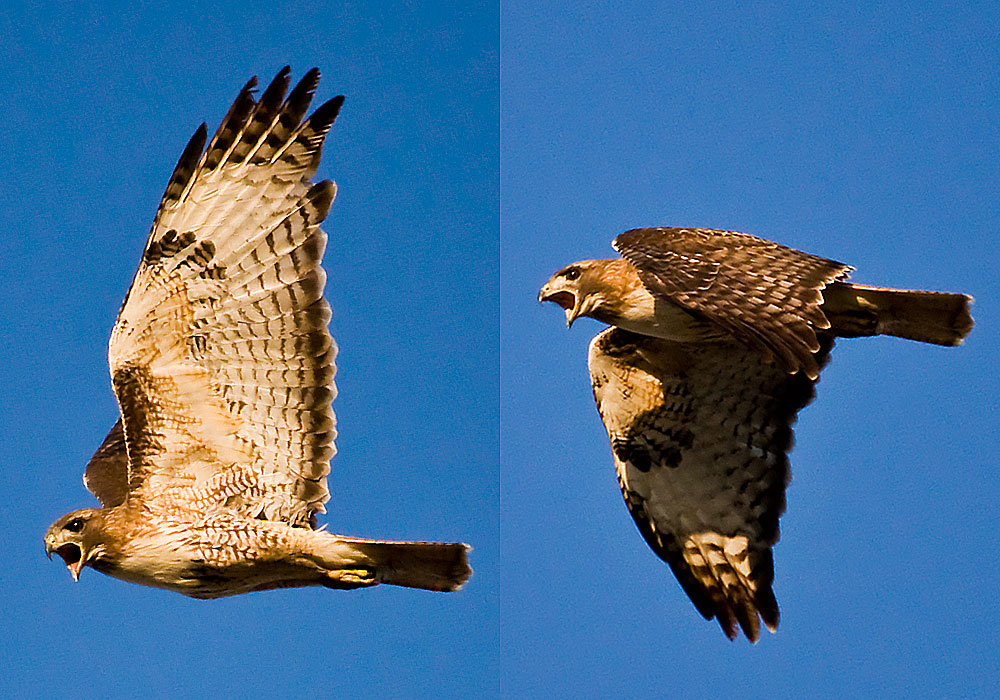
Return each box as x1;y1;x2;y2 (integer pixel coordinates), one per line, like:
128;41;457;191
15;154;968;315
293;67;322;97
260;66;292;101
240;74;259;94
308;95;345;135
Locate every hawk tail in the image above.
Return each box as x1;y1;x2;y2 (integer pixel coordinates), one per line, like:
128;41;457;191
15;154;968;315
320;535;472;592
822;282;973;346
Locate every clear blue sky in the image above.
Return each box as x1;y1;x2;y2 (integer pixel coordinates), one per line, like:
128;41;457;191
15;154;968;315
502;2;999;698
0;3;497;700
3;2;999;699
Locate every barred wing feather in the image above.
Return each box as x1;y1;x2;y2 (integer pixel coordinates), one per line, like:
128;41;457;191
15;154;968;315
588;327;831;640
102;68;343;526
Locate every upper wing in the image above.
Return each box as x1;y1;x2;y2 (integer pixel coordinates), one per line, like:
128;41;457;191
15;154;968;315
106;68;342;526
588;327;831;641
613;227;851;379
83;419;129;507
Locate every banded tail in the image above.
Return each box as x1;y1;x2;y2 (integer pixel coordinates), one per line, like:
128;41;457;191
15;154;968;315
822;282;973;346
317;534;472;592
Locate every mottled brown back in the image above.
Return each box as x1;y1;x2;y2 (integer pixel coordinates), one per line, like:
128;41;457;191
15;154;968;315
614;227;851;379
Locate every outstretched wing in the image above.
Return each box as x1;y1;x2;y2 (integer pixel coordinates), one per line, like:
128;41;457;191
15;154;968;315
105;67;342;526
588;327;831;641
614;227;851;379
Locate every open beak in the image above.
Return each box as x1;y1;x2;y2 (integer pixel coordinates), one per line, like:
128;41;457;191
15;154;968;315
47;542;85;582
538;284;581;328
68;559;83;582
563;301;582;328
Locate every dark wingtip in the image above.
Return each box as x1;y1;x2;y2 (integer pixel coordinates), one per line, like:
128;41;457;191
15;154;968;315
293;67;322;99
277;68;323;129
303;66;321;84
155;122;208;214
193;122;208;141
184;123;208;158
309;95;345;131
260;66;292;102
241;74;259;94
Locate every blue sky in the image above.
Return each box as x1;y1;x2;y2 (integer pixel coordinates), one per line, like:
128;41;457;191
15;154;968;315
502;2;999;698
0;3;497;700
3;2;999;698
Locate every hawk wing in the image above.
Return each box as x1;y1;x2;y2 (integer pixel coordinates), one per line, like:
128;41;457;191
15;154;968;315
613;227;851;379
98;67;343;526
588;327;832;641
83;419;129;507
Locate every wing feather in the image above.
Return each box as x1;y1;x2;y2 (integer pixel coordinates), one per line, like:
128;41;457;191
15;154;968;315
588;327;832;641
107;68;343;525
614;227;851;378
83;420;130;507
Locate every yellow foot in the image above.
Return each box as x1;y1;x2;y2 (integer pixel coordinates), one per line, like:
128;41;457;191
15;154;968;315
325;568;378;588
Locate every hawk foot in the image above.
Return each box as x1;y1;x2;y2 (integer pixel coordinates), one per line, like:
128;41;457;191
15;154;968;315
324;568;378;589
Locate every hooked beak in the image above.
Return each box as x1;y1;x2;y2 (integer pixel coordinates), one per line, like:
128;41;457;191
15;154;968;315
538;284;581;328
47;541;85;582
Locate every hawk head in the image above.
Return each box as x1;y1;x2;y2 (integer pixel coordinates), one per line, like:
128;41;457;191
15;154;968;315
538;258;638;328
44;509;107;581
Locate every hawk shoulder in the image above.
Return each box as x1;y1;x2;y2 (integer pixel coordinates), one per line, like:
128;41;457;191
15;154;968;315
613;227;851;378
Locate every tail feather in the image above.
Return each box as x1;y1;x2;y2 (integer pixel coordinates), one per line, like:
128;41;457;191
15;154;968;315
822;282;973;346
325;536;472;592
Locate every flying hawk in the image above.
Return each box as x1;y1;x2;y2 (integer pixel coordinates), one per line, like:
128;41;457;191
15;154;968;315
539;226;972;641
44;68;471;597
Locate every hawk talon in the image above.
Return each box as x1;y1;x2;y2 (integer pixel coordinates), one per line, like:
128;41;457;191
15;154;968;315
328;569;378;586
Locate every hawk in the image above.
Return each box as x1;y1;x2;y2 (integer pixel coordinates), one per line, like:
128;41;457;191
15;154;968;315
44;68;471;598
539;226;972;641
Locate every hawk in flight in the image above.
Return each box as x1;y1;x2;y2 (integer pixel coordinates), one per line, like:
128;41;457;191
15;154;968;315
539;226;972;641
44;68;471;597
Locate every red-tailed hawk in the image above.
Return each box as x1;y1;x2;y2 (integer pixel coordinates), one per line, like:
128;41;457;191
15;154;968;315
539;226;972;641
44;68;471;597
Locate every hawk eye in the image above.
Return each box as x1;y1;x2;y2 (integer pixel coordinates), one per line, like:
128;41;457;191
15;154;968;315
64;518;85;533
561;267;581;281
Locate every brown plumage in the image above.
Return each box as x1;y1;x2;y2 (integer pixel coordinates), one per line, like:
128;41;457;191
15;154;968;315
44;68;471;598
539;226;972;640
542;228;972;380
